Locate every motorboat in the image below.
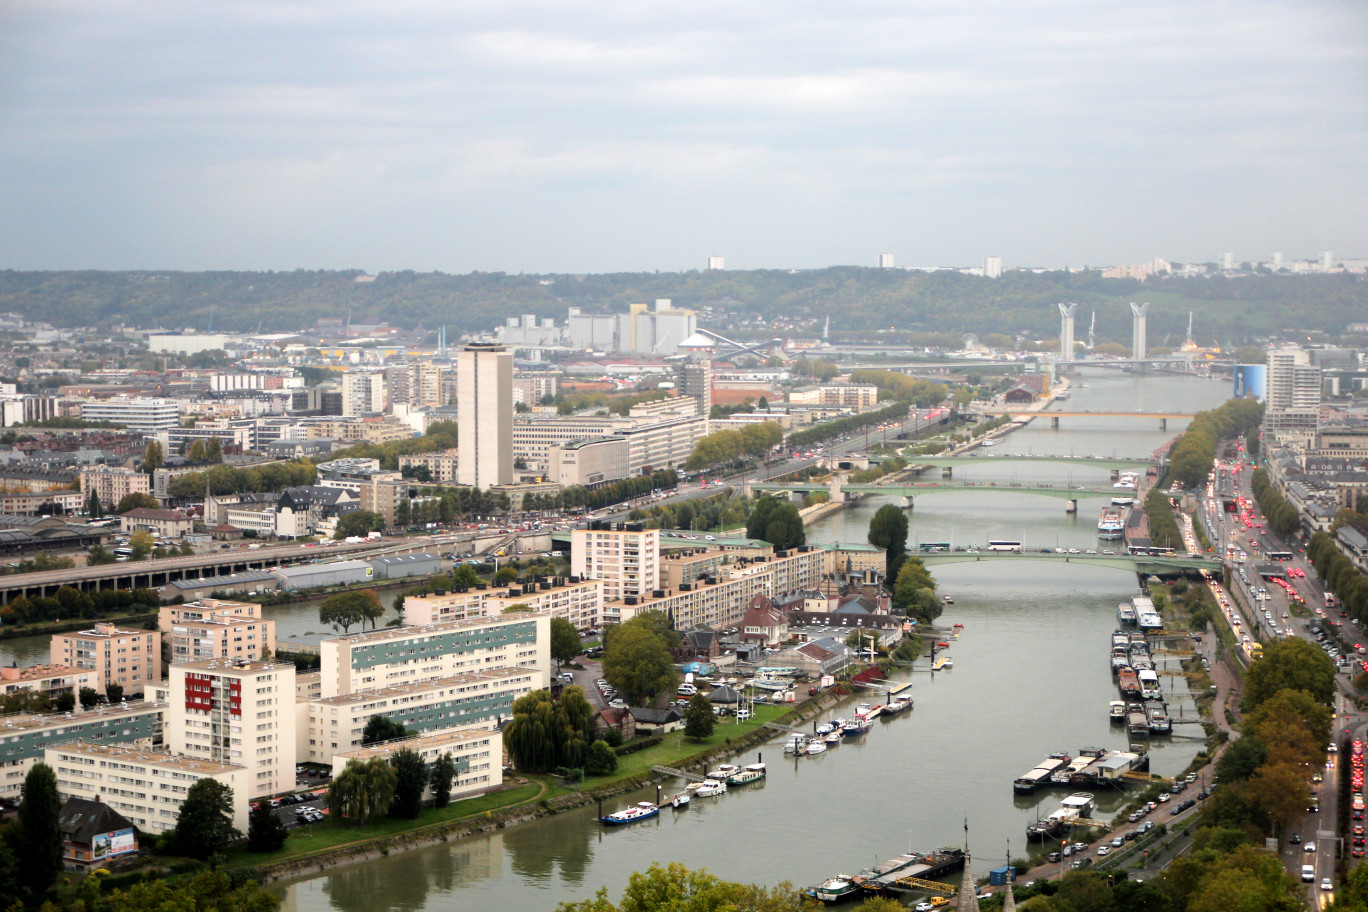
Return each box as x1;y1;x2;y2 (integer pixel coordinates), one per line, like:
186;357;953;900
601;802;660;825
806;738;828;755
686;779;726;797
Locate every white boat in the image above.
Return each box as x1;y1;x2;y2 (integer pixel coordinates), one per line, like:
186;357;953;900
1097;508;1125;539
783;734;807;754
884;693;914;715
686;779;726;797
1109;700;1126;722
1111;496;1135;506
825;730;842;744
727;763;767;785
707;764;740;780
816;722;833;736
670;792;690;809
601;802;660;825
805;737;827;755
753;678;789;692
980;438;1001;447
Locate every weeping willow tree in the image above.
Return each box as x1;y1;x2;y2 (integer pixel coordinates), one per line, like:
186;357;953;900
504;687;597;773
328;757;397;826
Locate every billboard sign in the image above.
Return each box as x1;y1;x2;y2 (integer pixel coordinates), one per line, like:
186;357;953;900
91;827;136;860
1233;364;1266;401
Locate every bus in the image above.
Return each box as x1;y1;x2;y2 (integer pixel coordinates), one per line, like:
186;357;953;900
987;540;1023;552
1244;642;1264;662
919;542;951;553
112;547;133;561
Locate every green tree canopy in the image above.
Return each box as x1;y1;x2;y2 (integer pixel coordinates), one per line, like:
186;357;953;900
320;589;384;634
362;714;410;745
867;503;908;577
503;687;597;774
1241;636;1336;711
18;761;63;894
550;616;583;669
744;496;806;549
115;491;160;513
602;621;676;706
171;778;241;860
684;693;716;741
389;747;428;819
429;753;458;809
333;510;386;539
584;739;619;776
329;756;397;826
247;801;289;853
555;862;812;912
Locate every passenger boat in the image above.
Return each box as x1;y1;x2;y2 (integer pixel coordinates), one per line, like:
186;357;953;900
1116;602;1137;625
1097;508;1125;539
601;802;660;825
707;764;740;780
808;874;860;904
841;717;870;737
727;762;767;785
883;693;914;715
1111;496;1135;506
686;779;726;797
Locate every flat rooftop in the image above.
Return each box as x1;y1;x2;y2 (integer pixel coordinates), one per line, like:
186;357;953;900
48;740;244;775
0;701;167;735
309;668;537;707
172;658;296;675
325;612;546;647
334;726;497;762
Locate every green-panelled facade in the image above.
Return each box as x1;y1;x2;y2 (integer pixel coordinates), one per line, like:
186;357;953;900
0;707;162;763
348;621;537;671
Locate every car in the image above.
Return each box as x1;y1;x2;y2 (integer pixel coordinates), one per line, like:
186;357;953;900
1290;833;1301;844
1096;846;1111;856
1072;842;1087;853
736;709;752;720
1329;743;1339;753
1111;836;1124;848
1158;793;1171;803
1323;879;1334;892
915;904;934;912
1062;845;1072;857
1140;821;1155;833
1305;841;1316;853
608;699;627;709
1047;852;1062;863
1355;845;1365;858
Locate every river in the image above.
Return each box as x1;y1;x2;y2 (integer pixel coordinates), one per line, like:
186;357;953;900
267;367;1230;912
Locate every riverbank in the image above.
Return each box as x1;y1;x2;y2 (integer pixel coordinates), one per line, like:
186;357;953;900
0;611;156;640
242;677;872;883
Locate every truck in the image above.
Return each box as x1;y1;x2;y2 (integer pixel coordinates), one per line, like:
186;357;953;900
366;531;382;541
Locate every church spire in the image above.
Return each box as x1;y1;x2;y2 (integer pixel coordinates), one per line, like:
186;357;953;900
958;819;980;912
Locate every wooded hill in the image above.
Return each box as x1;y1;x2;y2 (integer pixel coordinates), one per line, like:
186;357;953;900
1;268;1364;344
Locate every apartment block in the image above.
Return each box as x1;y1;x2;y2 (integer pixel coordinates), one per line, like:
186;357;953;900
47;742;248;836
486;577;605;632
547;436;630;488
79;397;180;431
317;612;551;699
402;589;490;626
788;385;880;410
329;728;503;800
457;344;513;489
51;623;162;696
79;466;151;509
0;702;164;799
615;545;826;631
0;664;96;703
571;523;660;604
158;599;277;666
398;448;459;483
298;668;538;764
164;660;296;798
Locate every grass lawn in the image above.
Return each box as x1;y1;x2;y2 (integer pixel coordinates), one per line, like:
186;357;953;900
586;702;791;786
225;781;546;868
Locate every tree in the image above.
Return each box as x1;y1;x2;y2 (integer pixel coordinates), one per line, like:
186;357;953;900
78;686;100;710
503;687;596;773
494;565;518;585
18;761;63;893
333;510;386;540
143;439;164;475
106;682;124;704
246;801;289;853
129;529;155;559
320;589;384;633
395;498;412;529
550;617;582;671
389;747;428;819
86;543;117;565
585;739;618;776
206;436;223;463
867;504;909;579
429;753;457;809
187;439;208;463
451;563;480;587
1242;636;1336;711
329;756;397;826
0;841;18;912
556;862;812;912
602;622;676;706
892;558;941;622
54;691;75;713
744;496;805;549
115;492;160;513
684;694;716;741
362;715;410;745
171;778;240;860
87;490;103;518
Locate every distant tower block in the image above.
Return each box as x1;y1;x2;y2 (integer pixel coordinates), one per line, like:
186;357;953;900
1056;303;1077;365
1130;302;1150;361
1221;252;1235;271
984;256;1002;279
707;256;725;270
878;253;895;268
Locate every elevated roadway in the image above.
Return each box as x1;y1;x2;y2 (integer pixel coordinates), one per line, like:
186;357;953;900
750;480;1127;502
916;550;1222;575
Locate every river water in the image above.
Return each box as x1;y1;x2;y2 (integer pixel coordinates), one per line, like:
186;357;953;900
261;367;1232;912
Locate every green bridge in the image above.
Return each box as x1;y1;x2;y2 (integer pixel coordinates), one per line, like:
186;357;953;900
749;481;1127;501
907;455;1154;470
917;550;1221;575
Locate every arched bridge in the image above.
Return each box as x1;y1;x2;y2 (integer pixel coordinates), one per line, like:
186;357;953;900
917;550;1221;575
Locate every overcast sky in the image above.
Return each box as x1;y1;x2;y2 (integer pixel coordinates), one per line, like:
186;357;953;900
1;1;1365;273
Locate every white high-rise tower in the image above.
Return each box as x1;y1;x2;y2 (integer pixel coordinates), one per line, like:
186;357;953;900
457;344;513;489
1130;302;1149;361
1056;303;1077;364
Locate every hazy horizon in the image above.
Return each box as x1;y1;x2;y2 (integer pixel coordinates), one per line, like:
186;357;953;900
2;0;1365;274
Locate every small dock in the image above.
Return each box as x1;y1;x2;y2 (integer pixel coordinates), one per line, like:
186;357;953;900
651;765;709;783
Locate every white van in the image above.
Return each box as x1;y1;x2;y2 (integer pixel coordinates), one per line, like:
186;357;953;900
1302;864;1316;882
677;683;697;696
